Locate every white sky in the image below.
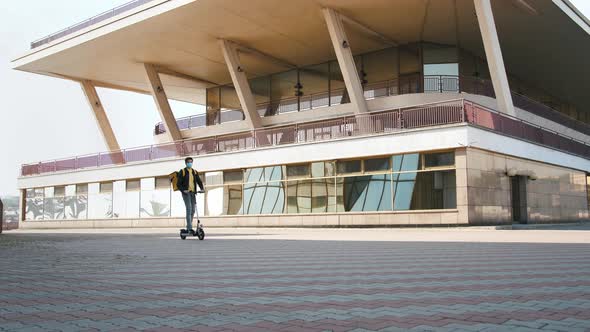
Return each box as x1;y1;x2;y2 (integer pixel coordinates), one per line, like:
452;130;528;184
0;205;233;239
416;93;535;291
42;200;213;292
0;0;589;195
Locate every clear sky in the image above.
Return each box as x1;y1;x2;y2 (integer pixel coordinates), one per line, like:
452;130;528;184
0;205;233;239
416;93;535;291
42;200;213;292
1;0;589;196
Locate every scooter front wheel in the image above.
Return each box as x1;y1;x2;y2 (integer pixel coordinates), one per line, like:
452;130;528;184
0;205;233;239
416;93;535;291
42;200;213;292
197;228;205;240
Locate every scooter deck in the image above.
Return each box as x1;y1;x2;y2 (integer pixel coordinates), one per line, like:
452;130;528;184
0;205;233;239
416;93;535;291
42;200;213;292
179;227;205;240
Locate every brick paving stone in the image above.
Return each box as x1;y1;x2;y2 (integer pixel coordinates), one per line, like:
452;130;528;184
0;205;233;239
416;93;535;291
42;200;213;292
2;232;590;331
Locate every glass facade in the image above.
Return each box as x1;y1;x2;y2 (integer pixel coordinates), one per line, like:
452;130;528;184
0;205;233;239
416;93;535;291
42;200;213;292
88;183;113;219
43;187;65;220
205;44;433;118
200;41;589;125
23;151;458;221
113;180;140;218
65;184;87;220
242;166;285;214
140;178;171;218
205;151;457;216
205;85;244;125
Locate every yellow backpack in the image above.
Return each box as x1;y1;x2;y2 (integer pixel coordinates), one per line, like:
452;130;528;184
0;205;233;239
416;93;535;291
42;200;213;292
168;169;186;192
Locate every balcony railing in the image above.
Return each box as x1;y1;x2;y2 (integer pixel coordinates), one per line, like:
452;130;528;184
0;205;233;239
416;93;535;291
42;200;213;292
459;76;590;136
31;0;155;49
155;75;590;137
155;75;423;135
154;109;245;135
21;99;590;177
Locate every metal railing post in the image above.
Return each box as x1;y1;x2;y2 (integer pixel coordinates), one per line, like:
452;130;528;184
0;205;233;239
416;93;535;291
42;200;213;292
461;100;466;123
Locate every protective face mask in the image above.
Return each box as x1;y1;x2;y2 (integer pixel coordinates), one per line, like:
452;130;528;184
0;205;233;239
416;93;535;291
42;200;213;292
186;162;193;168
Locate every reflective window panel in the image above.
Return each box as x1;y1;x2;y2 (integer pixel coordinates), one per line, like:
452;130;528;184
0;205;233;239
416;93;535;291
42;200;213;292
393;153;421;173
244;166;284;183
206;172;223;186
224;170;243;184
337;175;392;212
224;185;243;215
206;186;224;216
25;189;45;221
393;170;457;210
127;179;140;191
44;196;65;220
65;194;88;220
88;183;113;219
100;182;113;193
364;157;391;173
287;164;310;179
155;176;170;190
243;182;285;215
113;180;140;219
140;188;171;218
337;160;362;175
424;152;455;168
76;184;88;195
311;161;335;178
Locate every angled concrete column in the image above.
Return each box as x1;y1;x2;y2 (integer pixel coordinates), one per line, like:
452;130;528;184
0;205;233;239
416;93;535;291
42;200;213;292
144;63;182;142
322;8;368;114
219;39;263;129
474;0;516;116
80;80;121;151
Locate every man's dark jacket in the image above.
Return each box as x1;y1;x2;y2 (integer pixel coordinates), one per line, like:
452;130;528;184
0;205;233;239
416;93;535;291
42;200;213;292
177;168;204;192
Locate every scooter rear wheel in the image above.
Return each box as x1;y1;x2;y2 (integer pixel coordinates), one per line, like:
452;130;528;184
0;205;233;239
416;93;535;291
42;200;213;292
180;230;187;240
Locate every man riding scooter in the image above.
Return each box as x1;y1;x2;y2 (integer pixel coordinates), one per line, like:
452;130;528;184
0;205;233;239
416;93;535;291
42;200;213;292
175;157;204;236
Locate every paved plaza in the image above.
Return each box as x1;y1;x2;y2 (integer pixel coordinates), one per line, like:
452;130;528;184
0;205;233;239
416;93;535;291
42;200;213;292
1;226;590;332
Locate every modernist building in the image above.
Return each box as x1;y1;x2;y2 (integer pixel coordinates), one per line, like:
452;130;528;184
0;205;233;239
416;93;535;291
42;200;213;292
12;0;590;228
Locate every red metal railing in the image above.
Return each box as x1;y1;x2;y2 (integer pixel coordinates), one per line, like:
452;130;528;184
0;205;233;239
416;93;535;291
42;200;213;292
21;99;589;177
459;76;590;136
31;0;155;49
464;101;590;157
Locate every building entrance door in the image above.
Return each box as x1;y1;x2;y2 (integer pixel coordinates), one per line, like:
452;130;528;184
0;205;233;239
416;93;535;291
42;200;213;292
511;176;527;224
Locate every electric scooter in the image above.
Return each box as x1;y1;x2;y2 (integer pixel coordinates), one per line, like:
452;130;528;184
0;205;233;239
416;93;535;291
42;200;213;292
180;190;205;240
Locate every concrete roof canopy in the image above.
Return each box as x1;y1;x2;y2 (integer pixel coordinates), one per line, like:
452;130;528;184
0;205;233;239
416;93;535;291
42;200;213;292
11;0;590;116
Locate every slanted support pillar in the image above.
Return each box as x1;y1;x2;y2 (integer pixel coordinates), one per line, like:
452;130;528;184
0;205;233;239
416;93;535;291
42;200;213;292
144;63;182;142
219;39;263;129
80;80;121;151
474;0;516;116
322;8;368;114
